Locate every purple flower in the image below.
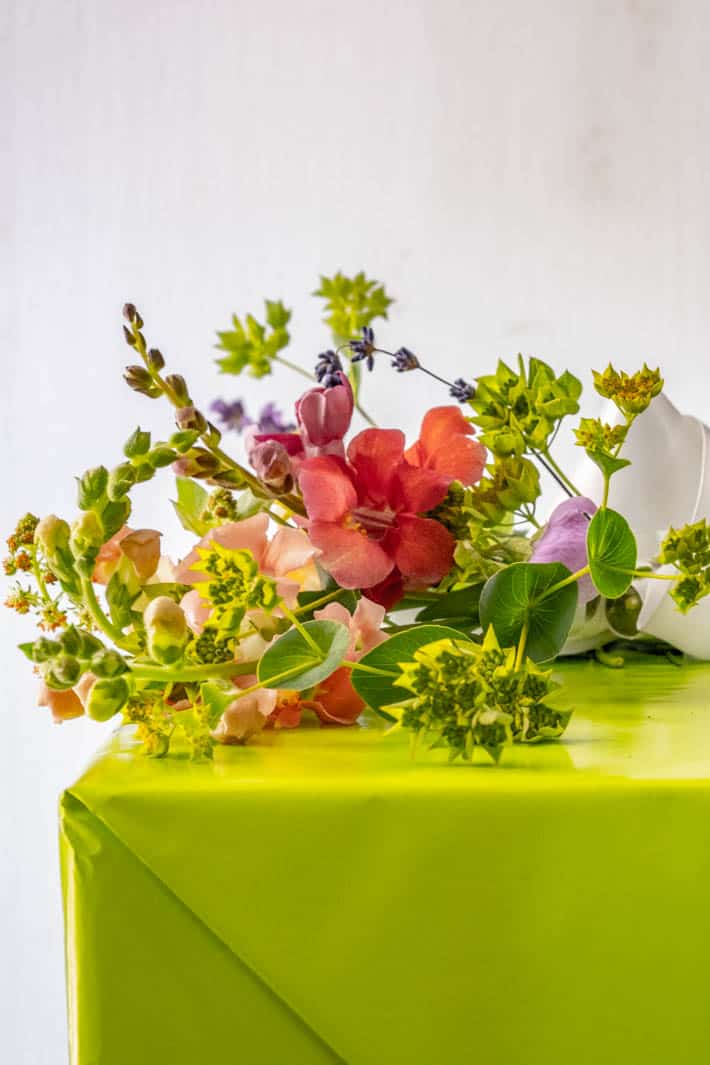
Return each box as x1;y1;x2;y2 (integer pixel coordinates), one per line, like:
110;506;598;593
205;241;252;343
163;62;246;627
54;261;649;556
257;402;295;435
349;326;376;371
210;398;252;433
531;496;598;603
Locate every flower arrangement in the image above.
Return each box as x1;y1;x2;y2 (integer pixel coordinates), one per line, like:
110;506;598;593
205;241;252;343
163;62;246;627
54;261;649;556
6;272;710;763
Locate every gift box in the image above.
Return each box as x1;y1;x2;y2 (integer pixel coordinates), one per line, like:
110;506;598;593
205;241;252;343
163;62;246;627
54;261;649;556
60;658;710;1065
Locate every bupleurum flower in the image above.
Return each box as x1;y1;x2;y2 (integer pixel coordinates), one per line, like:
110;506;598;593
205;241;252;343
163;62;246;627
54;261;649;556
191;542;279;635
592;363;663;415
659;519;710;612
573;418;628;452
392;628;571;762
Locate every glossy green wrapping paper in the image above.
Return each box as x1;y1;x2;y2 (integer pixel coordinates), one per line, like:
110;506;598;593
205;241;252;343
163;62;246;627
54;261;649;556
60;660;710;1065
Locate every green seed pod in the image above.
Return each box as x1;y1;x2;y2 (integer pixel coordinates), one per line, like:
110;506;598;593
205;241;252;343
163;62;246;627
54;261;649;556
76;629;104;660
23;637;61;663
148;446;177;469
43;653;81;691
133;462;155;484
101;499;131;540
86;676;130;721
107;462;137;501
123;427;152;459
77;466;109;510
70;511;104;576
169;429;200;453
144;596;188;665
90;648;129;678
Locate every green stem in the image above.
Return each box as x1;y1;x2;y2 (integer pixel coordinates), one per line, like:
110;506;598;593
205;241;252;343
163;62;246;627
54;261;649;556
540;448;582;497
628;569;676;582
601;474;611;509
293;588;344;615
81;577;135;651
280;604;323;655
273;354;315;382
537;565;591;602
131;659;258;683
514;622;528;670
232;662;309;696
31;547;53;605
340;659;398;678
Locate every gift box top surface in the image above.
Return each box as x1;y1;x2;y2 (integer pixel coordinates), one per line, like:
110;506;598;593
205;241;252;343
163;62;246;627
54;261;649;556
62;658;710;1065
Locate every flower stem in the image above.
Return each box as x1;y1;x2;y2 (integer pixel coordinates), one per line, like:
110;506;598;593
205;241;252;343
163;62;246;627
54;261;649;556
514;621;528;670
131;660;258;683
280;604;323;656
31;546;54;605
341;659;398;678
540;448;582;497
293;588;344;616
277;351;378;427
80;577;135;651
537;565;591;602
629;569;676;582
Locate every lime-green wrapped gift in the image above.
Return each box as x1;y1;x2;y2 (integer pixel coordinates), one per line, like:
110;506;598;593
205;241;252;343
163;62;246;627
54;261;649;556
60;659;710;1065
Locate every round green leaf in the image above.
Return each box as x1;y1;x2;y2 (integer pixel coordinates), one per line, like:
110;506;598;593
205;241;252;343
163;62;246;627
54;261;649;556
587;508;637;599
479;561;578;662
257;619;350;692
351;624;473;718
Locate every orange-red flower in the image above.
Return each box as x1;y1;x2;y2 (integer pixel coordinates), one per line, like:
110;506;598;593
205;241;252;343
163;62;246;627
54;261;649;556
298;407;485;595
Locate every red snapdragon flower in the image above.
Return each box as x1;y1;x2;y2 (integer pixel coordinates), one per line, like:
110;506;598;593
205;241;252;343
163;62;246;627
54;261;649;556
298;406;485;595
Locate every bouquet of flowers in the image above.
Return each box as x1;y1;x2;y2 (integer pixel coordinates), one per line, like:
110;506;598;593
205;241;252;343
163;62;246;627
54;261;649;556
6;272;710;763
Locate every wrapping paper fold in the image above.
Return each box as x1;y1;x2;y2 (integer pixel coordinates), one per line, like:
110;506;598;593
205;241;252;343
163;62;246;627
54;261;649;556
61;659;710;1065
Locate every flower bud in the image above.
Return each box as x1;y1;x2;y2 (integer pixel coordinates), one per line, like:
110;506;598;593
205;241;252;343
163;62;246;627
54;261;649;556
169;429;200;453
148;446;177;469
107;462;137;501
19;636;61;663
43;653;82;690
250;440;293;493
146;348;165;371
86;676;130;721
70;512;104;576
123;427;151;459
77;466;109;510
122;303;142;327
124;365;161;398
172;451;220;480
175;406;207;433
133;462;155;484
35;514;70;558
202;422;222;447
164;374;190;405
59;626;82;655
76;629;104;659
90;648;129;678
144;596;188;664
122;324;137;347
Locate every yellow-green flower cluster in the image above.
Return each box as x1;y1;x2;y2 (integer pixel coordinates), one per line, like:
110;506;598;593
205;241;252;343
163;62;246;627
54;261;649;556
592;363;663;415
392;629;572;763
659;519;710;613
215;300;292;378
470;356;581;457
193;543;279;635
574;418;628;453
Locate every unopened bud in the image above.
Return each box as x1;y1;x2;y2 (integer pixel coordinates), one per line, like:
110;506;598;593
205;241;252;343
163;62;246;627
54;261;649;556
59;626;81;656
35;515;70;558
19;637;61;663
175;406;207;432
148;446;177;469
124;365;161;398
172;451;220;480
169;429;200;453
90;648;129;678
122;303;142;326
70;512;104;576
123;427;151;459
251;440;293;493
123;324;137;347
43;653;82;691
77;466;109;510
146;348;165;371
86;676;130;721
164;374;190;405
202;421;222;447
108;462;137;500
144;596;188;665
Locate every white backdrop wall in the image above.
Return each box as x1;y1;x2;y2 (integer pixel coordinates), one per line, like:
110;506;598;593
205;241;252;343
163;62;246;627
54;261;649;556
3;1;710;1061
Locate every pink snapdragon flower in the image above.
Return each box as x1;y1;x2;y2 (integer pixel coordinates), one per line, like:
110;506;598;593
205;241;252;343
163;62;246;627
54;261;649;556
176;513;320;635
250;372;354;462
92;526;162;585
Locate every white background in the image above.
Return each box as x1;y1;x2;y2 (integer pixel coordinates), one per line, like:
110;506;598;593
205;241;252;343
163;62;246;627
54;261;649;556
4;2;710;1061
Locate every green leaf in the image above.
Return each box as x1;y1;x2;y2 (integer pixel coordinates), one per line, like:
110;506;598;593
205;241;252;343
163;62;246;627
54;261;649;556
257;620;350;692
415;585;482;629
200;680;238;729
587;508;637;598
351;625;473;718
171;477;210;536
479;562;578;662
585;450;631;479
